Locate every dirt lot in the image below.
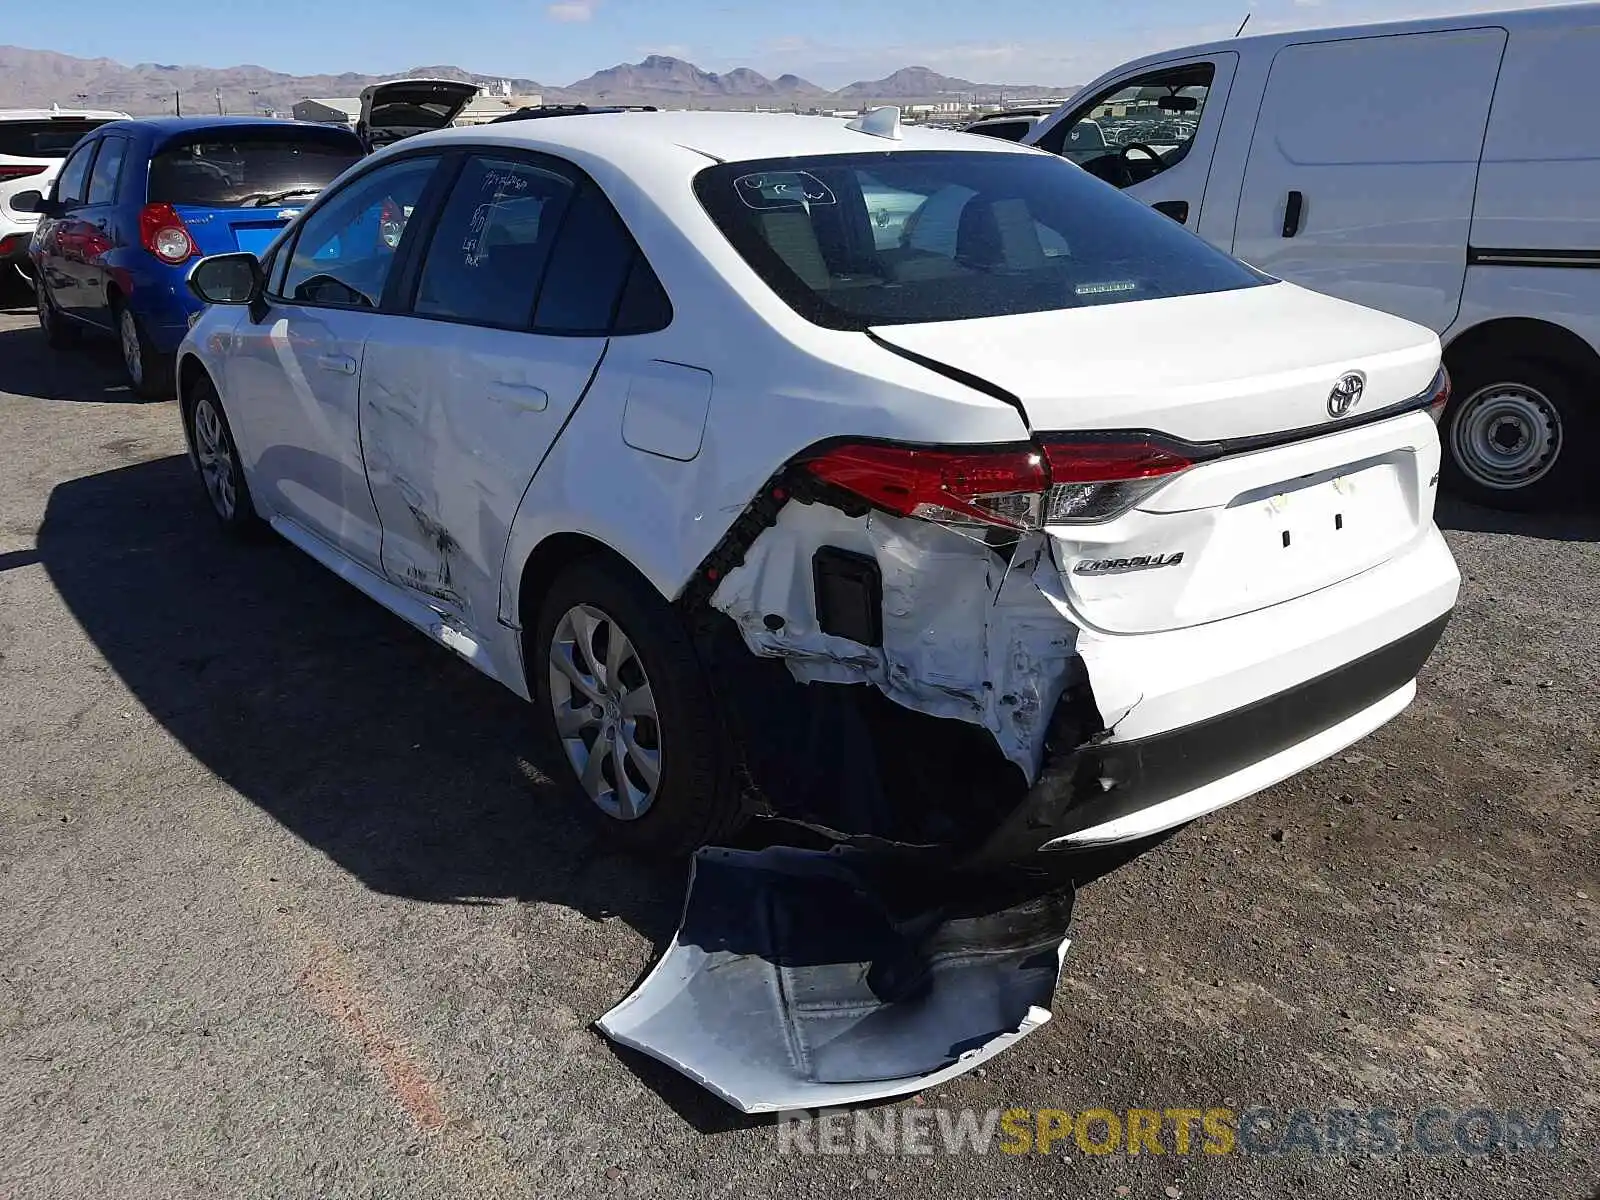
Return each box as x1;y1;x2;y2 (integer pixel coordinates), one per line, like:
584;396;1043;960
0;292;1595;1200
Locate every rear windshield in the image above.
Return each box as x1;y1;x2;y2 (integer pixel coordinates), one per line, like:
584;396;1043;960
694;150;1270;329
0;119;112;158
148;128;363;207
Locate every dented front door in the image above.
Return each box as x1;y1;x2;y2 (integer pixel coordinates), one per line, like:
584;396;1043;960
358;320;607;630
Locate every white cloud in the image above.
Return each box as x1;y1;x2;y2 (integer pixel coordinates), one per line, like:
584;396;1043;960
546;0;598;22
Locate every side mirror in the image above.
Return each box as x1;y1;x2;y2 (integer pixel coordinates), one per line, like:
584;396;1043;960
10;190;50;215
188;252;265;306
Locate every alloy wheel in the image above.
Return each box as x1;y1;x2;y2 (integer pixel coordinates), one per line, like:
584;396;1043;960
119;308;143;386
1448;382;1562;491
192;396;238;520
547;603;663;821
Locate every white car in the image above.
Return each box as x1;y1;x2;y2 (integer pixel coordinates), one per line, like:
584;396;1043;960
0;107;127;283
175;108;1460;860
961;109;1052;142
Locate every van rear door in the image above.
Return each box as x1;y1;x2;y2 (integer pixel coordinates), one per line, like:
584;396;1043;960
1230;27;1507;333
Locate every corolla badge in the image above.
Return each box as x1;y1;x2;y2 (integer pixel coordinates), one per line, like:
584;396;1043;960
1328;371;1366;418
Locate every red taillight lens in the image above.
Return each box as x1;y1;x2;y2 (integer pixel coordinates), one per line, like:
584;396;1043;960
1040;439;1192;523
378;198;405;248
0;164;47;182
0;232;28;256
803;442;1048;530
138;203;195;264
1426;365;1451;424
802;437;1191;531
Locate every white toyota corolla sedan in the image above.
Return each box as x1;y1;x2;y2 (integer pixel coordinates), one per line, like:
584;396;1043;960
175;108;1460;862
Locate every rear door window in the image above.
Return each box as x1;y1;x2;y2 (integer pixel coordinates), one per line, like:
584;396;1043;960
532;182;641;334
147;129;363;208
411;155;574;328
86;136;127;205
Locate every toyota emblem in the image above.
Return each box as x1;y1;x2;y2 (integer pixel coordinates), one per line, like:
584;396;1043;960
1328;372;1366;418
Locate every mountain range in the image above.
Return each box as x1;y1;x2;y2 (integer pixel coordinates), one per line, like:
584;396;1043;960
0;45;1077;115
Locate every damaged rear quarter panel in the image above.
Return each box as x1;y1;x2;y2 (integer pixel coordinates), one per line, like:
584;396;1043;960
492;326;1032;632
709;499;1084;781
488;159;1035;631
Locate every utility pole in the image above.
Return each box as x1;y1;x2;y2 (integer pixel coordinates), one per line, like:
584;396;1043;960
174;89;182;115
215;87;224;115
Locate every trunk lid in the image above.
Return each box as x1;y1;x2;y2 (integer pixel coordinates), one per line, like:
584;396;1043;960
358;79;479;148
175;204;308;257
870;282;1445;634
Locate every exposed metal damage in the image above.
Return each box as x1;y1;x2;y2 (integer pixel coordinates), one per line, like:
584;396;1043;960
708;498;1085;780
596;482;1118;1112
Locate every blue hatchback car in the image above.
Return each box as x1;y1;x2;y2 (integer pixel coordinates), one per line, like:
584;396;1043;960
24;116;364;397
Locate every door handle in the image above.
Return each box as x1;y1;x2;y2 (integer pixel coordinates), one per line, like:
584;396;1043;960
488;381;549;412
1152;200;1189;224
1282;190;1304;238
315;353;357;376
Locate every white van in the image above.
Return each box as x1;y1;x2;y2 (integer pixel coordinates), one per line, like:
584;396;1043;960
1026;3;1600;510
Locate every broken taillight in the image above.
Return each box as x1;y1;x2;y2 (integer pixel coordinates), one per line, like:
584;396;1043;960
1425;365;1451;425
802;437;1190;531
1039;439;1192;523
803;442;1048;530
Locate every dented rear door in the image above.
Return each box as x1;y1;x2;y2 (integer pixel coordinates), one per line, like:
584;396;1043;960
359;320;606;632
357;150;632;633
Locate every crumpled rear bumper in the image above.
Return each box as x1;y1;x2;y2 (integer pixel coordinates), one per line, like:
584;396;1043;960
598;845;1074;1113
964;612;1451;866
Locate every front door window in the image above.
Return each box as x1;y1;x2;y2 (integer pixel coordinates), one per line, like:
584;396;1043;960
1037;64;1215;190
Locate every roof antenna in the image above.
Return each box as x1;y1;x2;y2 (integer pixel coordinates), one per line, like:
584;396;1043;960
845;105;903;141
1235;12;1252;36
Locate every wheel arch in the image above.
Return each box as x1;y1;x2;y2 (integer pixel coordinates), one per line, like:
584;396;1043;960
514;532;660;634
175;353;213;465
1444;316;1600;388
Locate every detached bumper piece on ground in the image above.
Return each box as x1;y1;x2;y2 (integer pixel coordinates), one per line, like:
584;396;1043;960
597;845;1075;1113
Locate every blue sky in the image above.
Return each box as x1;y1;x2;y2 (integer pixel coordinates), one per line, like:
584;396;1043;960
31;0;1556;87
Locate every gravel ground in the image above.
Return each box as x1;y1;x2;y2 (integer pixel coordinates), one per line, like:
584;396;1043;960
0;293;1595;1200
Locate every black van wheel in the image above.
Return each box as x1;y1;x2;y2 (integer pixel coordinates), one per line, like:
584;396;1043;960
1441;355;1592;511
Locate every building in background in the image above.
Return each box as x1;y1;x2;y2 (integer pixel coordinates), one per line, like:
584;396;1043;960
292;97;360;127
456;81;544;125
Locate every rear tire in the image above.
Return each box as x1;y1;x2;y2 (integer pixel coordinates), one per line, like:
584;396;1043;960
114;300;172;400
1440;354;1592;512
37;282;75;350
532;556;743;857
184;375;262;538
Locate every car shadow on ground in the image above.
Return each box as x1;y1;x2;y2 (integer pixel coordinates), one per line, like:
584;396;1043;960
1435;493;1600;541
38;453;688;933
39;453;1187;1135
0;318;143;405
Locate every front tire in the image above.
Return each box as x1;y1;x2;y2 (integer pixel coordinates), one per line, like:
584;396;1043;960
533;556;742;857
185;376;262;538
1440;355;1592;511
